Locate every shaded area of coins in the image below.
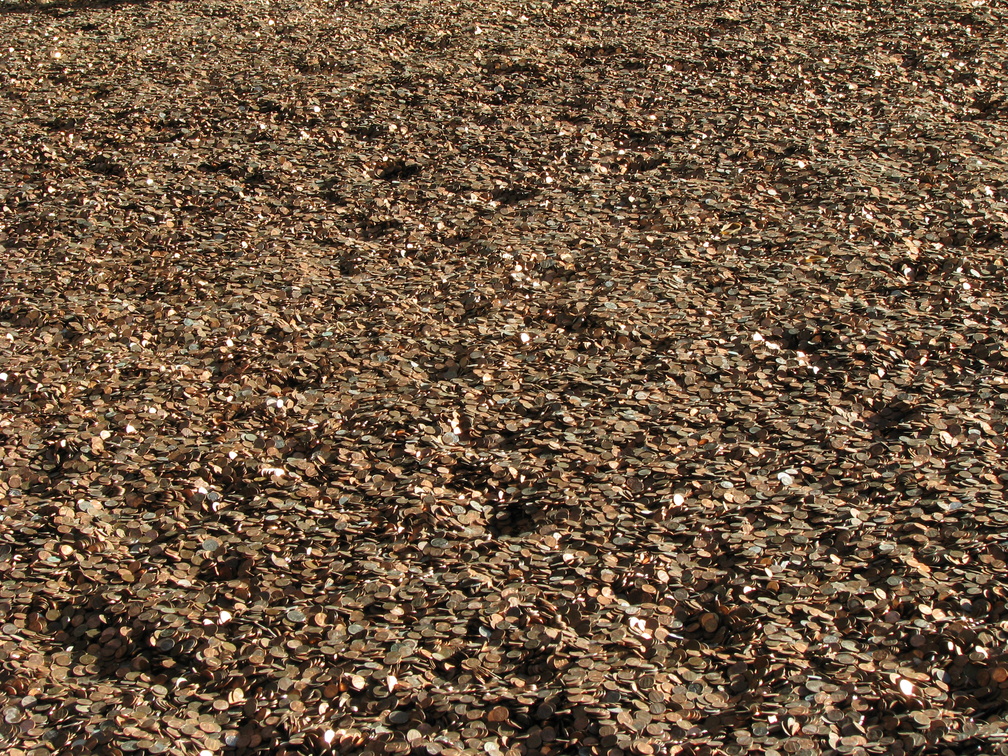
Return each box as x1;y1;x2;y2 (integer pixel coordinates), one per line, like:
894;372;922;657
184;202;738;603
1;0;1007;755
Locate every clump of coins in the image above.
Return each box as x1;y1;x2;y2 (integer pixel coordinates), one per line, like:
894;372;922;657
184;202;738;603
1;0;1007;754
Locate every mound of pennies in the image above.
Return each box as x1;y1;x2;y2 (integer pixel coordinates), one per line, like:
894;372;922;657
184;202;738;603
1;0;1007;754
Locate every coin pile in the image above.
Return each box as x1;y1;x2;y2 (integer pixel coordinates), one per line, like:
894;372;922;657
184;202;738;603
1;0;1007;754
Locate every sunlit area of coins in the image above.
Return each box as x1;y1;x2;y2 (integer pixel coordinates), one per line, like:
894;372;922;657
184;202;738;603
1;0;1007;755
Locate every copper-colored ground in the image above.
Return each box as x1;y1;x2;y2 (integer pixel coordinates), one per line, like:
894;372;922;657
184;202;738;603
1;1;1007;754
